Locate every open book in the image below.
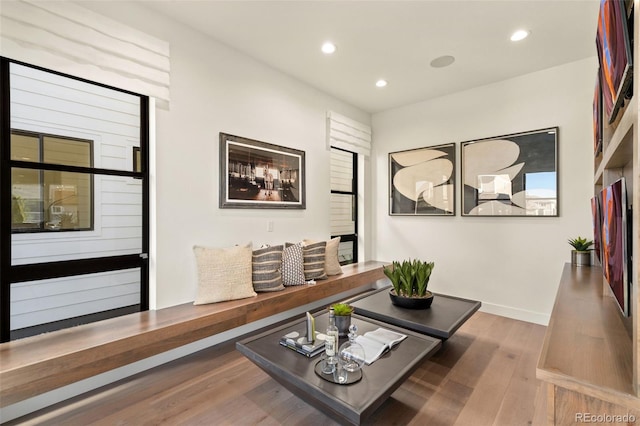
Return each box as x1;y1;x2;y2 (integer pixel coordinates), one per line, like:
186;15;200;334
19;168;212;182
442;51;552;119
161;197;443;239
356;327;407;365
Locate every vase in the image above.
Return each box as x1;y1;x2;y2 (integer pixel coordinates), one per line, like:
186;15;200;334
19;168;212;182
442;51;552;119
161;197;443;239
389;289;434;309
571;250;591;266
334;315;351;337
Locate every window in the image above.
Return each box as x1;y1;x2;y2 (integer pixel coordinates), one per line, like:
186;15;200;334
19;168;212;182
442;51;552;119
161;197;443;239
1;59;149;342
330;147;357;265
11;130;93;232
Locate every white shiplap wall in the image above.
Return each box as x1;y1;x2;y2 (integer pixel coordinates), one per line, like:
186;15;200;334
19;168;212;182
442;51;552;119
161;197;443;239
11;269;140;329
10;63;142;330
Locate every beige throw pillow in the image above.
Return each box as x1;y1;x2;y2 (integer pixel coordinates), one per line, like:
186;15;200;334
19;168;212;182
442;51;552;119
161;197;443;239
193;243;257;305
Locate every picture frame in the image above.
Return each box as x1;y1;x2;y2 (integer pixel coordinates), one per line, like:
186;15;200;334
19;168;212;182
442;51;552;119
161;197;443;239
593;73;603;156
461;128;558;216
389;143;455;216
220;133;305;209
600;178;630;316
596;0;633;124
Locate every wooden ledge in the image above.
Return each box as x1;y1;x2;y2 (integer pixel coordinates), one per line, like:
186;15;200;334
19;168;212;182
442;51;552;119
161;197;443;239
536;263;638;409
0;261;387;407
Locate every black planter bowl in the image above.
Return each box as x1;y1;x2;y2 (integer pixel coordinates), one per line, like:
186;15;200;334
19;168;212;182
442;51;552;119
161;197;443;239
389;289;434;309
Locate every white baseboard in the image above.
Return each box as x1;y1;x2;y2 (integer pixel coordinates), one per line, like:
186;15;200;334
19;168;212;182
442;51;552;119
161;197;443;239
479;302;550;326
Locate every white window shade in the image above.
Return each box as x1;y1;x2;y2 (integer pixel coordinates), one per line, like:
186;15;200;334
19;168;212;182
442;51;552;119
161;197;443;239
0;0;170;109
327;111;371;157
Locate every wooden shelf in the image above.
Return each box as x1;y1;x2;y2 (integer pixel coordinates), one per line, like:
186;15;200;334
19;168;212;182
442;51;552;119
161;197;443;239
537;264;638;409
595;100;635;184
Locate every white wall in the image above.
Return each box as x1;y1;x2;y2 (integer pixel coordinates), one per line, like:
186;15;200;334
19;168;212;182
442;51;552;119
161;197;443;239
79;2;371;309
371;57;597;324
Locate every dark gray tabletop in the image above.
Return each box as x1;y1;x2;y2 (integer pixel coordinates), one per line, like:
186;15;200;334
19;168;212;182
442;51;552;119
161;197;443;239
236;312;441;425
350;286;481;339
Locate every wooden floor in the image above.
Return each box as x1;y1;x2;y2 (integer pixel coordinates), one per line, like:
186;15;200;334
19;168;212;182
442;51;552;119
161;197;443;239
9;312;548;426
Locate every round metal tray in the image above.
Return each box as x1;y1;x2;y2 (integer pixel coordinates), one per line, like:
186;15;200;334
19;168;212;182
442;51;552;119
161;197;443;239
314;359;362;385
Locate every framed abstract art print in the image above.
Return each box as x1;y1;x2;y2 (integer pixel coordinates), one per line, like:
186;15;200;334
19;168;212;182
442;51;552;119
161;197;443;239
461;128;558;216
389;143;455;216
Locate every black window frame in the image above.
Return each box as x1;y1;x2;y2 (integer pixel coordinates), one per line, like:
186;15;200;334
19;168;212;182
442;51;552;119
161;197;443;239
330;146;358;265
0;58;150;342
10;129;95;233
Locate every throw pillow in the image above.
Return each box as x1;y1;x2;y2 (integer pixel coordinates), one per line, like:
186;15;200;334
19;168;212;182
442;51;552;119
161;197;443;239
282;243;306;286
252;245;285;292
304;237;342;276
302;241;328;280
193;243;257;305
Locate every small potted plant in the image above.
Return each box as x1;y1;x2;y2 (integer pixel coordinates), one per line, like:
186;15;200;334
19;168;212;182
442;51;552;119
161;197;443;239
383;259;435;309
568;236;594;266
331;303;354;336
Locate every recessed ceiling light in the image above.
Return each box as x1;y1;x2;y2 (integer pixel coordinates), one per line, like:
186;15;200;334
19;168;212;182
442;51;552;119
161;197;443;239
321;42;336;54
376;79;388;88
510;30;530;42
430;55;455;68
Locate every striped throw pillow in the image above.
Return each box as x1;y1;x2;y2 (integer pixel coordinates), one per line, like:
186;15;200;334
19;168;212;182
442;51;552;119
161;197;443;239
302;241;328;280
252;245;285;292
303;237;342;276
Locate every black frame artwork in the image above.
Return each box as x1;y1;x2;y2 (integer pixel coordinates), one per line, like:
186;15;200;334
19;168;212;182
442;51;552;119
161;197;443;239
593;72;603;155
220;133;305;209
596;0;633;124
389;143;456;216
461;128;559;216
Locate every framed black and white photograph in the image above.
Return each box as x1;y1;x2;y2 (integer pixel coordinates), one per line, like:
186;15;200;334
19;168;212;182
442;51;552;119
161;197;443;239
220;133;305;209
389;143;455;216
461;127;558;216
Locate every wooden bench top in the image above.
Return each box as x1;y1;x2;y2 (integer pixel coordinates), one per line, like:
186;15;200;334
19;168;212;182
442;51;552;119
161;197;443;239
0;260;387;407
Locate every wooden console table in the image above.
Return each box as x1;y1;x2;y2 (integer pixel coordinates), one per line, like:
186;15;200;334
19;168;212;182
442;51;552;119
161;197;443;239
536;263;640;424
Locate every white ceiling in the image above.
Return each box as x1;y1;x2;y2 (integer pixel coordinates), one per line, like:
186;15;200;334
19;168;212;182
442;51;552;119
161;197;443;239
141;0;600;114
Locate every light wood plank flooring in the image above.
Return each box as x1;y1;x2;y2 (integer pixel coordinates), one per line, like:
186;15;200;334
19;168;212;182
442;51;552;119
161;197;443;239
9;312;547;425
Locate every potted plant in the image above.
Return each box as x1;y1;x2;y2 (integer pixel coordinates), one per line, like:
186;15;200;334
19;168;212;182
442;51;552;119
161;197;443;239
383;259;435;309
568;236;594;266
331;303;354;336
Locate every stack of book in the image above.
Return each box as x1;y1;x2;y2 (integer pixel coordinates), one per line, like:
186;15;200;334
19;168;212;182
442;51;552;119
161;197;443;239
279;330;326;358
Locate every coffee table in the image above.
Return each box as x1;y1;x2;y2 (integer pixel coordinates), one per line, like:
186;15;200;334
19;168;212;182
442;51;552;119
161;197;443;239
236;312;440;425
349;286;481;340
